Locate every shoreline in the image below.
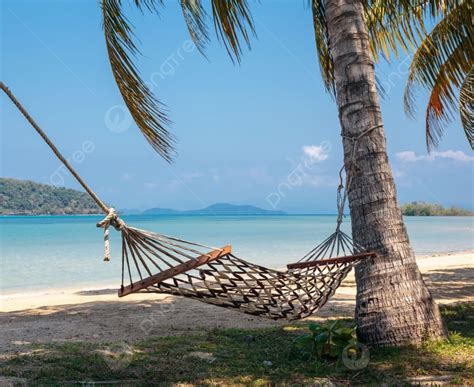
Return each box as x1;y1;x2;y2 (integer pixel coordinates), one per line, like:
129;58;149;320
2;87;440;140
1;249;473;313
416;248;474;258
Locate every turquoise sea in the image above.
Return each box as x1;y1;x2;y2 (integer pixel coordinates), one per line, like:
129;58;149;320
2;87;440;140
1;215;473;293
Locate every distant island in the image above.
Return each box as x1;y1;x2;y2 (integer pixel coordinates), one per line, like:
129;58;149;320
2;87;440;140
2;178;471;217
0;178;285;216
141;203;286;216
0;178;101;215
401;201;473;216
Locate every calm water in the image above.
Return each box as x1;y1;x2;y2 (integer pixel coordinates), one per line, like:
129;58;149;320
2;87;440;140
1;215;473;293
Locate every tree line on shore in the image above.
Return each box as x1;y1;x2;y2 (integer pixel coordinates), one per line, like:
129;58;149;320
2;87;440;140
401;201;473;216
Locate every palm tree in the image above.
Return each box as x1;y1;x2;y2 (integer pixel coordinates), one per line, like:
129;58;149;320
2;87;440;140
100;0;447;345
311;0;447;345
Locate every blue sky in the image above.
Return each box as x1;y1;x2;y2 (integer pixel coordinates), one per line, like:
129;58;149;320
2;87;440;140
1;0;473;213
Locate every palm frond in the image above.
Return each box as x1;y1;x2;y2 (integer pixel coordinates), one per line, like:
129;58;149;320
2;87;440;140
459;68;474;148
364;0;426;62
405;2;472;116
180;0;210;56
403;1;473;149
423;0;464;17
210;0;256;63
311;0;428;95
102;0;175;162
311;0;335;96
423;44;468;149
132;0;162;13
364;0;463;61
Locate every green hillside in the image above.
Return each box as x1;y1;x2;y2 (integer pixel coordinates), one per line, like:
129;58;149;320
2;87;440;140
0;178;101;215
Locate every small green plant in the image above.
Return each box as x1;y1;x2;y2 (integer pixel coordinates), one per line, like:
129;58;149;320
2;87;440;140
294;321;358;359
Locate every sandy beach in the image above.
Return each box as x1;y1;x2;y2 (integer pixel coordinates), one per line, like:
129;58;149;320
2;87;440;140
1;250;473;356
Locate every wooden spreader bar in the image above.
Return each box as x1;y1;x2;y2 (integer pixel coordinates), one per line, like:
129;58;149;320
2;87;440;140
286;251;376;270
119;245;232;297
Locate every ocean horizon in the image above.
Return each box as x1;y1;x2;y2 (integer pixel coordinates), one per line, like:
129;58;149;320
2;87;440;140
1;214;473;294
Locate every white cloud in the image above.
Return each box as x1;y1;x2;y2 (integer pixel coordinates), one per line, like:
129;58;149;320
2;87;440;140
302;145;330;163
432;150;474;162
396;151;422;162
396;150;474;163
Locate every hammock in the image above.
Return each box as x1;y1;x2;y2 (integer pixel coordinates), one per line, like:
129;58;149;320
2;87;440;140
114;226;374;320
1;83;376;320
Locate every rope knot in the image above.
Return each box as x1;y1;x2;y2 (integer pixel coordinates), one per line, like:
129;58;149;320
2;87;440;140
96;208;125;262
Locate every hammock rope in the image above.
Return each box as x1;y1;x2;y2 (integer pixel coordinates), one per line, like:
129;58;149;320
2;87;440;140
1;82;377;320
335;124;383;231
96;208;126;261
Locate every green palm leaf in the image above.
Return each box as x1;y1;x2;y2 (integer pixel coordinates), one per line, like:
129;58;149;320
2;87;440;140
180;0;209;56
180;0;256;62
311;0;335;96
102;0;175;162
210;0;256;63
363;0;463;61
459;68;474;147
423;44;470;148
364;0;425;61
102;0;255;160
404;1;473;149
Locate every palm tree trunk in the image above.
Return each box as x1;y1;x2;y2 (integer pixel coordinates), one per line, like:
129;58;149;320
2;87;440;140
325;0;447;346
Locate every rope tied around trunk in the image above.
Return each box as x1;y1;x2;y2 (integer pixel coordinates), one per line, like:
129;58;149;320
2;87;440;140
96;208;126;261
335;124;383;229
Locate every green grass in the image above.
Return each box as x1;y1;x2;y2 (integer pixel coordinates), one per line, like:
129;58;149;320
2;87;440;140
1;303;473;385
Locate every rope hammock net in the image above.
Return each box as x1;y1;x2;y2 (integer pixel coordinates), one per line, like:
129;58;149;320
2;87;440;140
1;83;376;320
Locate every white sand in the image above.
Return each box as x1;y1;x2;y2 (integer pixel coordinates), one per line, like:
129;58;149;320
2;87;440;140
0;250;472;355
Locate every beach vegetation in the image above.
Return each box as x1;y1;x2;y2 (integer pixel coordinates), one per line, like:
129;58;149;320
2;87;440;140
293;320;358;359
401;201;473;216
